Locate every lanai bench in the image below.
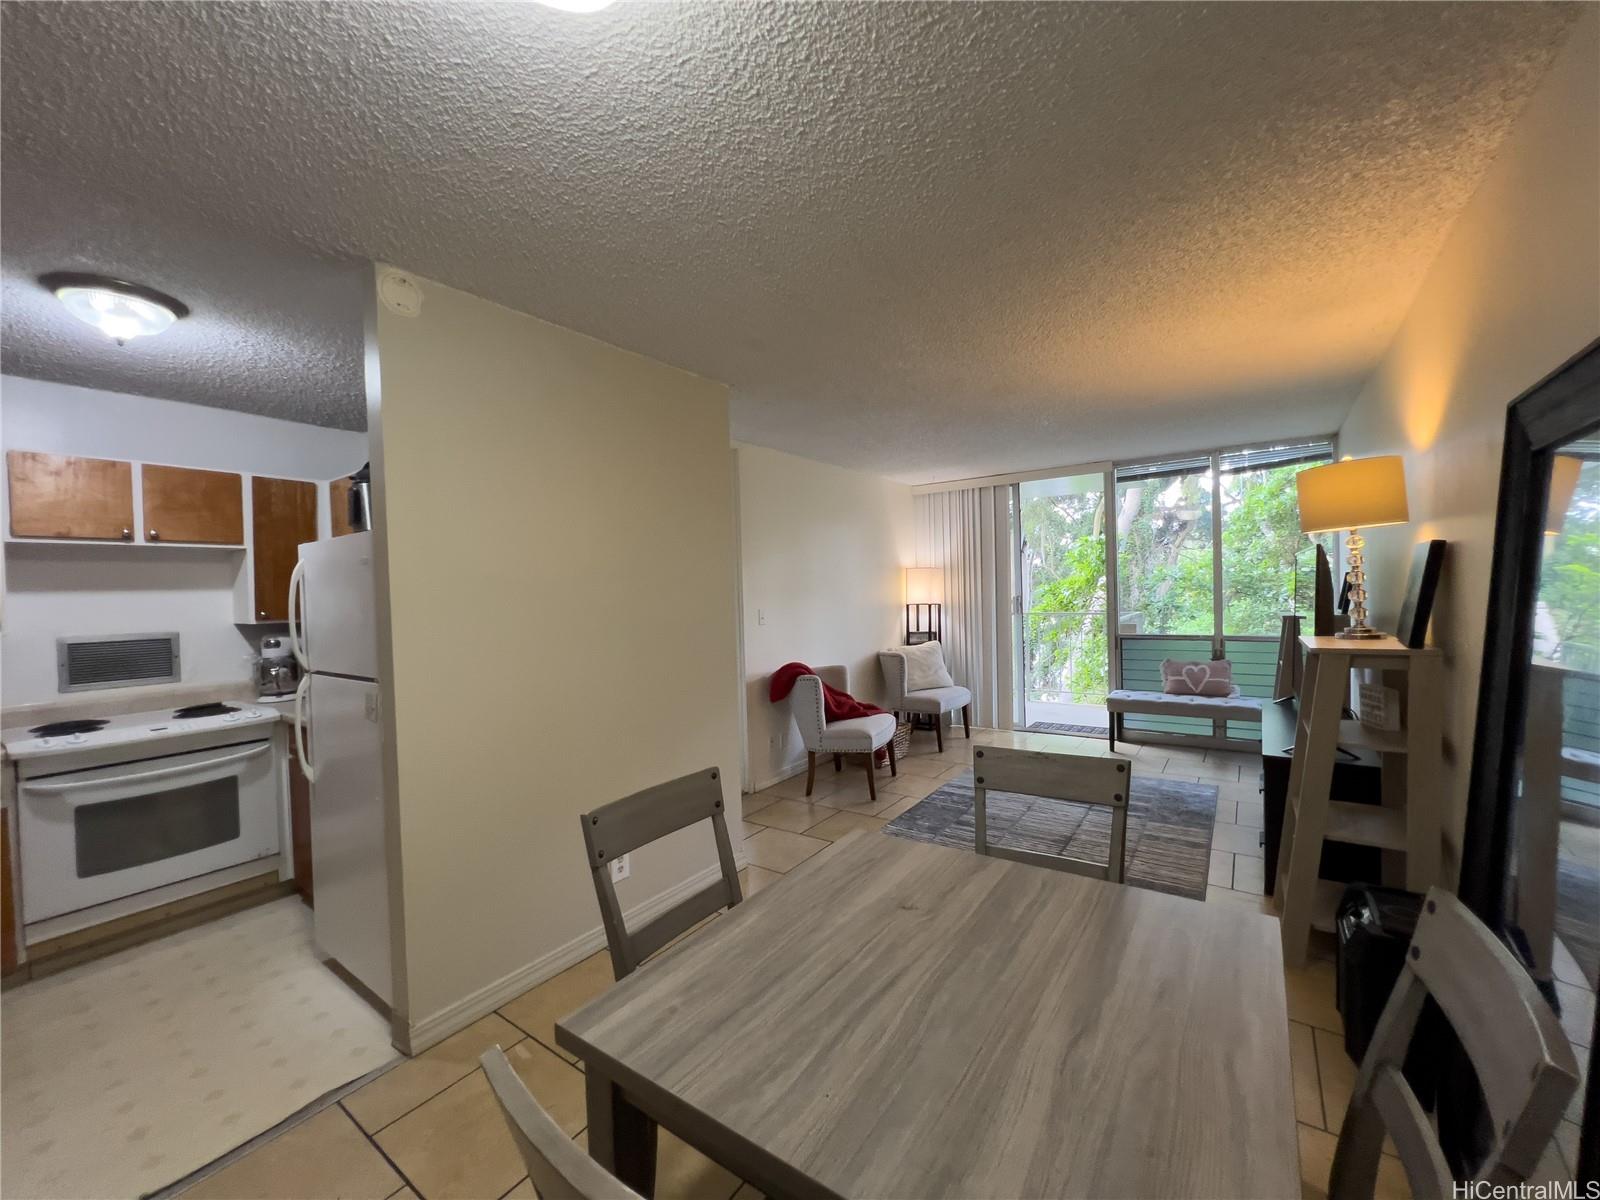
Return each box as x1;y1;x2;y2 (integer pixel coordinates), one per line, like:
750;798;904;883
1106;688;1263;751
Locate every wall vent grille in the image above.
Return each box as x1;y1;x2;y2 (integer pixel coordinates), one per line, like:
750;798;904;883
57;634;181;692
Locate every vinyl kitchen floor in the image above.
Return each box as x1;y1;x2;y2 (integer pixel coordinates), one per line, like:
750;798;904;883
1;895;398;1200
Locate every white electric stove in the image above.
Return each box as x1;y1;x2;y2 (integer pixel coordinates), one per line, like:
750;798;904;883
3;702;280;765
4;703;283;926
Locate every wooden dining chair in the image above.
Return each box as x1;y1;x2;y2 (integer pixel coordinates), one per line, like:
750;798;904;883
580;766;743;979
481;1046;642;1200
1328;888;1579;1200
971;745;1131;882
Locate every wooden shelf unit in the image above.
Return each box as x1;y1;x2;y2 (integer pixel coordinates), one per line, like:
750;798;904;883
1274;635;1444;966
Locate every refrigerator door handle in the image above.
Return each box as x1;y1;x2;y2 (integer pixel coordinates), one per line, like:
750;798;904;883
293;676;316;783
287;558;309;671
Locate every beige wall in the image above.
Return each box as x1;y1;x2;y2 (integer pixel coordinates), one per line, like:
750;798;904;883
372;270;741;1042
1337;11;1600;882
737;445;913;790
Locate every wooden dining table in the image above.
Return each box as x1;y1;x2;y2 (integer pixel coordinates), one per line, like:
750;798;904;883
556;831;1301;1200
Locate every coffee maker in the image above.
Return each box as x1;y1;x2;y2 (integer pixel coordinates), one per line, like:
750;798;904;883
256;635;302;699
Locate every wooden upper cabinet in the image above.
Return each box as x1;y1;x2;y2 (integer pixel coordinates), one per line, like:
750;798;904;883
329;477;357;537
142;465;244;545
7;450;134;540
251;477;317;622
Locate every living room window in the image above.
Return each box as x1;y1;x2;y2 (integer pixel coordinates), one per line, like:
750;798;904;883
996;437;1334;733
1113;452;1215;638
1109;439;1334;737
1219;442;1338;637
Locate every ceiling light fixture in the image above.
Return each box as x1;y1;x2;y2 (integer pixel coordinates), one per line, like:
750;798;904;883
39;272;189;345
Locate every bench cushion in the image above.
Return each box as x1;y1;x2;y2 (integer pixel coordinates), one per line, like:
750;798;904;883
1106;688;1263;723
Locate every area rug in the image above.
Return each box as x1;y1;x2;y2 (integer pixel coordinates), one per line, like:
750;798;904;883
883;769;1217;900
1027;721;1108;737
1;896;398;1200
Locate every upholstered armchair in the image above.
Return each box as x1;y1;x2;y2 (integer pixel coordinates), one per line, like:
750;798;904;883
878;645;972;751
788;665;898;802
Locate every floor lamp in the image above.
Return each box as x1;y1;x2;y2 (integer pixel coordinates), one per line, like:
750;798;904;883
905;567;943;646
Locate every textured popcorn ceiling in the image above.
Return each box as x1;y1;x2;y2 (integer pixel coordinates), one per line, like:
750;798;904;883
0;2;1581;479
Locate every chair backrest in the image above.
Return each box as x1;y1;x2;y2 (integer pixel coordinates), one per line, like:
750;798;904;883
972;744;1129;806
971;745;1131;881
481;1046;642;1200
579;767;742;979
1328;889;1579;1200
878;651;909;708
786;665;848;751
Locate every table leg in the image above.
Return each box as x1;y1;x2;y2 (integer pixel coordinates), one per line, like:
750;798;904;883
586;1066;657;1197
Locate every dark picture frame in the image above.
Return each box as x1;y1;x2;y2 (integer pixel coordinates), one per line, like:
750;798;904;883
1458;336;1600;1182
1314;543;1338;636
1395;539;1446;650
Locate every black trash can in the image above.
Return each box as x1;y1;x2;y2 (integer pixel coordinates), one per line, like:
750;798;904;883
1335;884;1424;1064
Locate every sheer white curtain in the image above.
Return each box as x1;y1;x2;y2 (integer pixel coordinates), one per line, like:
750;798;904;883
913;487;1014;728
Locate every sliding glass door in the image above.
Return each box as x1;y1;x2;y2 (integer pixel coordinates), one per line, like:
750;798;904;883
1014;469;1114;733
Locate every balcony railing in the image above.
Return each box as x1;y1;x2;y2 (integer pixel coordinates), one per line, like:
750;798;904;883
1021;610;1109;705
1117;632;1278;740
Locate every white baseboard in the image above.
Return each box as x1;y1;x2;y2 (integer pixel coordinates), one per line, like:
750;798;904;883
403;851;749;1054
747;757;809;796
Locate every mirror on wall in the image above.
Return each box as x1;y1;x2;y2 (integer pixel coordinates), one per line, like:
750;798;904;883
1509;435;1598;1183
1461;340;1600;1182
1513;441;1599;1002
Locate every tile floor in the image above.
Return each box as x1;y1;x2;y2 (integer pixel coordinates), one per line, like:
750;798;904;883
180;728;1407;1200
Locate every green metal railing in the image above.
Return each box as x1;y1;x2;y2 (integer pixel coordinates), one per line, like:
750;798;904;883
1561;668;1600;810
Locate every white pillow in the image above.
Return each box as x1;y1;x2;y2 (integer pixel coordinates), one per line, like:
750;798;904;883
901;641;955;692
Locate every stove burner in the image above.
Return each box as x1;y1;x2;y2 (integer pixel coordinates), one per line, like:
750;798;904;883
28;719;109;737
172;703;240;720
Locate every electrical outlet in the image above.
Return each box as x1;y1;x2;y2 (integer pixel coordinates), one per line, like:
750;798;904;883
609;854;630;883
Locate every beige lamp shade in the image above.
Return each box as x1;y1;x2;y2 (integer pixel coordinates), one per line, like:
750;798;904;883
905;567;944;605
1297;455;1410;534
1545;455;1582;536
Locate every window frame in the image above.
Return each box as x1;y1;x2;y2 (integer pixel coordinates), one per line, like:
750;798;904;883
1112;436;1338;652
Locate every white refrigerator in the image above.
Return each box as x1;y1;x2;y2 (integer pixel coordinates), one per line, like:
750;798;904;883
290;530;393;1006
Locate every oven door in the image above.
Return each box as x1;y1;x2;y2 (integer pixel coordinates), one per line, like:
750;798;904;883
16;739;279;922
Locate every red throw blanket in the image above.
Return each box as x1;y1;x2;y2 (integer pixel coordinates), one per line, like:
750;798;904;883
768;662;886;721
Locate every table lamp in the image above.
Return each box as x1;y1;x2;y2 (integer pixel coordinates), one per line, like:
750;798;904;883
905;567;943;646
1545;455;1582;536
1296;456;1410;640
